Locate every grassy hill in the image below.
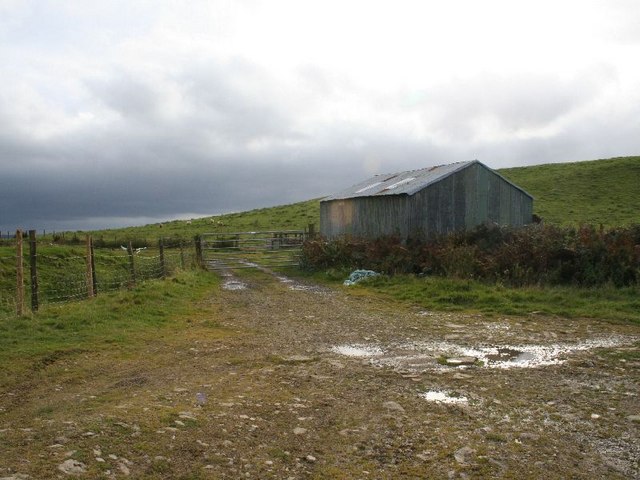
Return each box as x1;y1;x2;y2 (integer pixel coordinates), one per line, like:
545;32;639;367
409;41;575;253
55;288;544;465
499;156;640;226
76;155;639;242
87;198;322;244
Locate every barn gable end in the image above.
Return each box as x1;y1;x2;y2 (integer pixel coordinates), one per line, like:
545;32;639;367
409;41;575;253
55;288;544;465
320;160;533;240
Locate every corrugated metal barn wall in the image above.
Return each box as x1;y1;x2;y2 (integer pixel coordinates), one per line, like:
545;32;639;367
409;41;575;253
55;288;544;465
407;163;532;239
320;195;409;238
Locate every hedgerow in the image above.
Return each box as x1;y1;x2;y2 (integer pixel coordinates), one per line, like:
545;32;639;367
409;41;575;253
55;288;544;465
300;224;640;287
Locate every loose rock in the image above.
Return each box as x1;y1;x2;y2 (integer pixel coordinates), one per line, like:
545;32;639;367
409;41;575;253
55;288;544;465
382;401;405;413
454;446;476;465
58;459;87;475
446;357;477;366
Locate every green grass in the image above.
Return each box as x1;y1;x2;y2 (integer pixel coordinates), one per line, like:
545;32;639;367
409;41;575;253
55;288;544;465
0;270;222;383
293;268;640;324
498;156;640;226
358;275;640;323
86;197;322;243
0;244;195;317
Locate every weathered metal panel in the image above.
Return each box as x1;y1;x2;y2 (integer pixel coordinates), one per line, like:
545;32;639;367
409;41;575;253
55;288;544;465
521;195;533;225
353;195;409;238
453;171;466;231
320;200;355;237
407;171;466;239
426;183;439;235
325;160;533;201
487;171;501;223
325;161;474;200
499;180;511;225
407;185;427;235
512;190;522;225
476;164;488;224
320;196;409;238
439;174;454;234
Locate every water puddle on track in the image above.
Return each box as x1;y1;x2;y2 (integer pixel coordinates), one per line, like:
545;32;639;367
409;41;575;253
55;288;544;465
330;344;384;357
275;275;331;294
420;390;469;404
330;336;635;371
222;280;248;291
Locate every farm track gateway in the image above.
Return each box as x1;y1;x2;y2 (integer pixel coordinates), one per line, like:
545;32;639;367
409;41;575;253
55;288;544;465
201;230;306;271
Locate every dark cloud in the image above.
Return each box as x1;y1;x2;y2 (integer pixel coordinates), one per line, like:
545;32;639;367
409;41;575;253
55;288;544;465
89;75;161;120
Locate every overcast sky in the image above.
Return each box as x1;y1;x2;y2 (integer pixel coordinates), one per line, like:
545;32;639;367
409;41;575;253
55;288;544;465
1;0;639;232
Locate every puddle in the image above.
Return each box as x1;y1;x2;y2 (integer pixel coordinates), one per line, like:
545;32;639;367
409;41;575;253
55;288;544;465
330;337;634;371
456;338;630;369
420;390;468;404
288;284;328;293
484;348;535;365
222;280;248;291
330;345;384;357
276;275;331;294
485;323;511;332
276;276;294;284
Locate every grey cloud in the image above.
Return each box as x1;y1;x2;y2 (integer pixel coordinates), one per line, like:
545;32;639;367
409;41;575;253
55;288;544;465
88;74;161;119
409;68;616;139
182;60;304;146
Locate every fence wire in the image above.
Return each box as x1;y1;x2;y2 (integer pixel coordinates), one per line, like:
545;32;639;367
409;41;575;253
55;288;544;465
0;244;197;316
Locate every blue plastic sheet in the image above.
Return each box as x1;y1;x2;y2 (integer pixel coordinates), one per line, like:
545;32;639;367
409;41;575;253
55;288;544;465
343;269;379;286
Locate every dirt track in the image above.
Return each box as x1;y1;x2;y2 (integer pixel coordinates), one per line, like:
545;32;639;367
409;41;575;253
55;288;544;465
1;269;639;479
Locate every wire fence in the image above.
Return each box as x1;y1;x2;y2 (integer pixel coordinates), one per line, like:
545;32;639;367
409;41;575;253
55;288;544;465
0;234;201;319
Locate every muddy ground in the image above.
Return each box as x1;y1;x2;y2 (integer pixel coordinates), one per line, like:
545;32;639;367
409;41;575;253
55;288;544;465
1;268;639;479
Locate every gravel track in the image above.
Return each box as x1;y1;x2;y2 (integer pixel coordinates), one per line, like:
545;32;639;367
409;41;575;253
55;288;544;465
1;268;638;479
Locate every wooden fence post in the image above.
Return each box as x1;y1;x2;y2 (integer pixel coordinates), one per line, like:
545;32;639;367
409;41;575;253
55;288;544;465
159;237;166;279
85;235;94;298
127;241;136;285
16;230;24;316
307;223;316;239
179;242;185;269
29;230;39;312
90;236;98;295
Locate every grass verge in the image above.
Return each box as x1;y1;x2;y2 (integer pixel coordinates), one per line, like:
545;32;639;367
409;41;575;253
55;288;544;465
292;268;640;324
0;270;222;385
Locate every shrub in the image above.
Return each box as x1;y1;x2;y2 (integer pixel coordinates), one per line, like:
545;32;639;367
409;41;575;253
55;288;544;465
300;223;640;287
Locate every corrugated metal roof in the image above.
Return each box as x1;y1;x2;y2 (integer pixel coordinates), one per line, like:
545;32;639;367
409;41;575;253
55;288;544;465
322;160;533;201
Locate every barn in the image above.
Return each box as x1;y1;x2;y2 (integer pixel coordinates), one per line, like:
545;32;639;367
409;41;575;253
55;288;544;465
320;160;533;240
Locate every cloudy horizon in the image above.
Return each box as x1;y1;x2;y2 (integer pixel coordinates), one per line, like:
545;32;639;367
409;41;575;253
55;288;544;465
1;0;639;232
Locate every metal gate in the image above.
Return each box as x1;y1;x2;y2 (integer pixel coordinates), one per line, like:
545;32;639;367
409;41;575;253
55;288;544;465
200;230;306;271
